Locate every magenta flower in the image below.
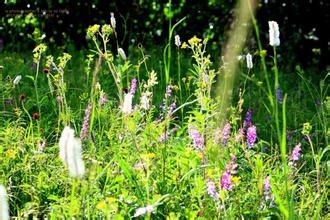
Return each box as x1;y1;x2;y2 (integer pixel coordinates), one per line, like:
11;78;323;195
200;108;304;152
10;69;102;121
130;78;137;95
244;109;252;128
221;123;231;145
289;143;302;166
264;176;271;192
220;171;233;190
207;180;219;200
188;125;203;152
80;103;92;140
247;125;257;148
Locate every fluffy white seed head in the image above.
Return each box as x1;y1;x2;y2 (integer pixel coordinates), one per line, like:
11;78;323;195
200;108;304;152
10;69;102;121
268;21;280;46
140;93;150;110
0;185;9;220
110;12;116;29
122;92;133;115
246;53;253;69
174;35;181;47
13;75;22;85
59;126;85;177
118;48;127;61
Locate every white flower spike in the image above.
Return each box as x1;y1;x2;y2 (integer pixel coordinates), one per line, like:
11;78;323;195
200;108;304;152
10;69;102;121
268;21;280;46
0;185;9;220
59;126;85;177
246;53;253;69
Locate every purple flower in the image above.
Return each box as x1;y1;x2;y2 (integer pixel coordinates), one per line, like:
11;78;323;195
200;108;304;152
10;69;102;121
167;102;176;115
221;123;231;145
207;180;219;200
80;103;92;140
220;171;233;190
188;125;203;152
244;109;252;128
289;143;301;165
264;176;271;191
31;62;37;69
130;78;137;95
100;95;107;105
276;87;283;104
220;154;238;191
247;125;257;148
235;128;244;143
134;162;145;170
263;176;273;201
165;84;173;99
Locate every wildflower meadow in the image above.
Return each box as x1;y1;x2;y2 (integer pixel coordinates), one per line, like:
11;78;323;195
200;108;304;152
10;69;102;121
0;0;329;219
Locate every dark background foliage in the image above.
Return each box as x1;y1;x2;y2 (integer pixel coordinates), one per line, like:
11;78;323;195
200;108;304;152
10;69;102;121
0;0;329;70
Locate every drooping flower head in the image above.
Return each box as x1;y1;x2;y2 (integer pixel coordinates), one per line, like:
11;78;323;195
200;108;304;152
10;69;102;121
118;48;127;61
268;21;280;46
110;12;116;29
247;125;257;148
13;75;22;85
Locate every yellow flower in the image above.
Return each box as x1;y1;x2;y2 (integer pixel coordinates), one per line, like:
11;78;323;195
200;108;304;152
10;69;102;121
145;153;156;159
188;36;202;46
96;200;106;209
232;176;241;185
6;149;16;159
196;152;203;158
181;42;188;49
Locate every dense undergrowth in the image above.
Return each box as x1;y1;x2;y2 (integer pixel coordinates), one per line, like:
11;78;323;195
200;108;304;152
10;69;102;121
0;9;329;220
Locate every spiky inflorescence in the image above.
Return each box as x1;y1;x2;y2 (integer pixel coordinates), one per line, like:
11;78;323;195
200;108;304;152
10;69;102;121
268;21;280;46
246;53;253;69
80;103;92;140
289;143;302;166
221;122;231;145
130;78;137;95
244;109;252;128
188;125;203;152
174;35;181;47
247;125;257;148
276;87;283;104
0;185;9;220
122;92;133;115
207;180;219;200
59;126;85;177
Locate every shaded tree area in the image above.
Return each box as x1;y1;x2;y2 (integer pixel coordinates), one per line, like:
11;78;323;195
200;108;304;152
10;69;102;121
0;0;329;70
